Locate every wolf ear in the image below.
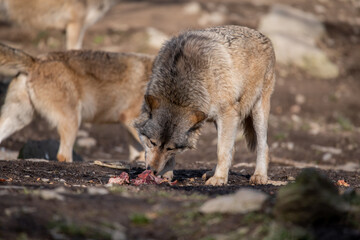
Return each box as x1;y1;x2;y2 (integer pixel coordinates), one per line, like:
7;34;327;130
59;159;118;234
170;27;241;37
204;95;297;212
190;110;207;125
144;94;160;111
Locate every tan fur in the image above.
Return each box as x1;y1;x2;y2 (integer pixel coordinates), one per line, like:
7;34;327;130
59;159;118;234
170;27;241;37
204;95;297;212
135;26;276;185
0;0;119;49
0;43;153;162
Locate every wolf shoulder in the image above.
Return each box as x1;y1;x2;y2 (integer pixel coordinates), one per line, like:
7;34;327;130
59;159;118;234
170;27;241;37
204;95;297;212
191;26;274;56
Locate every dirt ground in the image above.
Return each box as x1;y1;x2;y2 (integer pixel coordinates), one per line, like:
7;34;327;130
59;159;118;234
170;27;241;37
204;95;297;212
0;0;359;239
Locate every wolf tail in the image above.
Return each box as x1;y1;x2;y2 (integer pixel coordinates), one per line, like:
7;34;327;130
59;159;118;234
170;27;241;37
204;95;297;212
0;43;36;73
243;115;257;152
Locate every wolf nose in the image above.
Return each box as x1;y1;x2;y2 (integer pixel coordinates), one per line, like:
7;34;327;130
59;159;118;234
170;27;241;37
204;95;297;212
146;166;151;170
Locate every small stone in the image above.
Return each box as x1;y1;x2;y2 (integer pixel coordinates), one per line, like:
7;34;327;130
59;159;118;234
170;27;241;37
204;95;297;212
314;4;326;14
77;130;89;138
77;137;97;148
54;187;67;193
271;142;279;149
41;178;50;182
146;27;169;49
198;12;225;26
183;2;202;15
38;190;65;201
200;189;268;214
309;122;321;135
291;114;301;123
286;142;294;151
287;176;296;181
311;145;342;155
322;153;332;162
87;187;109;195
290;105;301;114
295;94;306;104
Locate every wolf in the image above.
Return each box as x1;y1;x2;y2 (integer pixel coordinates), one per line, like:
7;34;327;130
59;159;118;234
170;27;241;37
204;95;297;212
0;0;119;49
0;43;153;162
134;25;276;185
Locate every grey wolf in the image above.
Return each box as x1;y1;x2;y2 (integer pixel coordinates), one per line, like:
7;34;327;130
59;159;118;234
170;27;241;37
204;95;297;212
0;0;119;49
0;43;153;162
134;25;276;185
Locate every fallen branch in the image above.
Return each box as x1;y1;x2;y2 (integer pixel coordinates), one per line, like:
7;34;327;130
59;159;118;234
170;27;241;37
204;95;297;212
233;157;359;173
271;157;359;172
93;160;129;170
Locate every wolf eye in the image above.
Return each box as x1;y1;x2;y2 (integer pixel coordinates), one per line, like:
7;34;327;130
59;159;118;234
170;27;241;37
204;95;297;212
166;147;175;151
149;140;157;146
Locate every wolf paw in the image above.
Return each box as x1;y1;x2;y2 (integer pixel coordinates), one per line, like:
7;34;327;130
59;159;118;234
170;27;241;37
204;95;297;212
202;170;215;180
205;176;227;186
249;174;268;185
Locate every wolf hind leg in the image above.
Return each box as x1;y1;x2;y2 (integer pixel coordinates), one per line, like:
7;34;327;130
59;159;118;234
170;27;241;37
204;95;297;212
249;96;271;185
0;74;34;143
56;115;79;163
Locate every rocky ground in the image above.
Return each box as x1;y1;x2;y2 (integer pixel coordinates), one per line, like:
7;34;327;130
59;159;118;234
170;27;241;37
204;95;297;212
0;0;359;239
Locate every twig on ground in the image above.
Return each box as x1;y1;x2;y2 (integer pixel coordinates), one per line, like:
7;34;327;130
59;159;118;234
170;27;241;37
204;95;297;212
233;157;359;173
93;160;129;170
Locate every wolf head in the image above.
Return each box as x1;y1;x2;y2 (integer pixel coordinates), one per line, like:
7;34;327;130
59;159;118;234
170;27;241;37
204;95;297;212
134;95;207;174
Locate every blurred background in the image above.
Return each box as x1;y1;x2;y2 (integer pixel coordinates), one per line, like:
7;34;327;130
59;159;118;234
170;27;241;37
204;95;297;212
0;0;359;174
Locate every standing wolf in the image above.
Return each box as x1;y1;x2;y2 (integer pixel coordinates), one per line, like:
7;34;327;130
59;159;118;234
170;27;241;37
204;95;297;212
0;0;119;49
134;26;276;185
0;43;153;163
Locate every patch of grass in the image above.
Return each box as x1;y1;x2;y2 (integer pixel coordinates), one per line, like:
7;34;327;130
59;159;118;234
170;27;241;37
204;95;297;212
108;186;127;194
93;35;105;44
274;132;287;141
156;190;173;198
130;213;150;225
186;193;208;201
199;237;216;240
243;212;270;225
33;31;49;45
48;219;111;240
337;115;353;131
264;223;313;240
23;188;34;195
16;233;28;240
301;122;311;131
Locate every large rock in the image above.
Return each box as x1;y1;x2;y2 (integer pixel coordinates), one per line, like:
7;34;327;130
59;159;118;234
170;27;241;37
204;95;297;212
259;4;339;79
274;168;347;226
18;139;83;162
200;189;268;214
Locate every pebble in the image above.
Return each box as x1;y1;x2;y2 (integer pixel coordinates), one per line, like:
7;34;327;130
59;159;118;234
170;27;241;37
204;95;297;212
87;187;109;195
183;2;202;15
322;153;333;162
77;137;97;148
287;176;296;181
39;190;65;201
290;105;301;114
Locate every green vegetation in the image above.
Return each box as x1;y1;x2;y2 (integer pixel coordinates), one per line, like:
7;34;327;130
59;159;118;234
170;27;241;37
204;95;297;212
130;213;150;225
48;219;111;240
